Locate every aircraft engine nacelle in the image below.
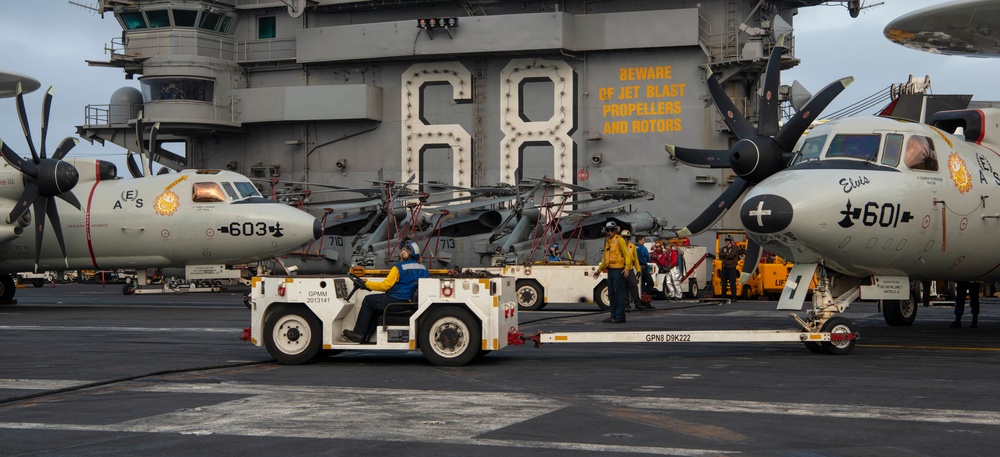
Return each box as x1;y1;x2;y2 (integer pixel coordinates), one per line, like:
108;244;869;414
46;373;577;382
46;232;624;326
66;158;118;182
0;201;26;242
479;208;540;229
612;212;656;234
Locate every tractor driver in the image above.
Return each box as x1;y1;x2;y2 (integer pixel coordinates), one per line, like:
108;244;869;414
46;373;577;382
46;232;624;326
343;242;429;343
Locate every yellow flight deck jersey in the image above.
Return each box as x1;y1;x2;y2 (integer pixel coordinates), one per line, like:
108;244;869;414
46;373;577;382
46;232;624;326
596;234;634;271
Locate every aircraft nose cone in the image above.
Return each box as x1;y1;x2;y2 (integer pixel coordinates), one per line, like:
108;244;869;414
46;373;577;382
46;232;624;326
740;194;793;234
313;218;323;240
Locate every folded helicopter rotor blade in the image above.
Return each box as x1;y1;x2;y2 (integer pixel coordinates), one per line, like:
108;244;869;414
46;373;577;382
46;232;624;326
757;36;786;137
676;177;750;238
773;76;854;151
45;196;71;268
738;239;762;286
126;151;143;178
7;181;39;224
664;144;732;168
15;83;39;162
0;139;36;176
706;67;755;140
40;87;54;159
52;137;78;161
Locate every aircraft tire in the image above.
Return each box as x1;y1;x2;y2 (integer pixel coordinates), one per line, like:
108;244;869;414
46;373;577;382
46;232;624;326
122;283;137;295
32;279;45;288
881;299;916;326
594;281;610;311
803;341;826;354
263;304;322;365
419;305;481;367
820;317;857;355
515;280;544;311
0;275;14;302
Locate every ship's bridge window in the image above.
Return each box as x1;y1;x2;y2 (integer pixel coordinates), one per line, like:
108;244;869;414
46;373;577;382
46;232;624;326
234;181;263;199
903;135;938;171
120;11;148;30
147;10;171;28
199;11;222;31
259;16;277;39
793;134;826;164
192;182;227;203
141;78;214;102
173;9;199;27
882;133;903;168
825;134;880;161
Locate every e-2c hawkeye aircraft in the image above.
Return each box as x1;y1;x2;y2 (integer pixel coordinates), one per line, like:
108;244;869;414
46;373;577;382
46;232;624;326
668;33;1000;354
0;84;321;303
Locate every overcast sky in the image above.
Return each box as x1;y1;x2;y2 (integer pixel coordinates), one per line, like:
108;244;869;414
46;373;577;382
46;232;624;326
0;1;995;174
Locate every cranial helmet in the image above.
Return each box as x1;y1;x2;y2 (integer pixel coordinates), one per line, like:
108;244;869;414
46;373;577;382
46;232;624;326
621;229;631;237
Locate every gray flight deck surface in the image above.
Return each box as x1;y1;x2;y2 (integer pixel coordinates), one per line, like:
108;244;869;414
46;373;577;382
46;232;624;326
2;284;998;456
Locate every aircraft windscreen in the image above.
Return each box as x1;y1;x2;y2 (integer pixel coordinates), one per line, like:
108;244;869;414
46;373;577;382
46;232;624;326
221;182;240;200
192;182;227;202
793;134;826;164
234;181;263;199
825;134;880;161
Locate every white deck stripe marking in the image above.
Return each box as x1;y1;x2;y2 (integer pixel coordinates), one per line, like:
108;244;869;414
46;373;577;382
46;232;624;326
594;396;1000;425
0;383;733;456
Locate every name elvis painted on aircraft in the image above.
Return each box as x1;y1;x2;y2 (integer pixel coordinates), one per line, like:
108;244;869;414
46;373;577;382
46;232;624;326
839;176;870;194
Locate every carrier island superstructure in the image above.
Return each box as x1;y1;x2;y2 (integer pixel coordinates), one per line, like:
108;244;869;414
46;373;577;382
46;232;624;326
77;0;850;270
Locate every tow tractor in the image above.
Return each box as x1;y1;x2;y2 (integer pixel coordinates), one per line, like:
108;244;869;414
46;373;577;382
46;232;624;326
245;269;859;366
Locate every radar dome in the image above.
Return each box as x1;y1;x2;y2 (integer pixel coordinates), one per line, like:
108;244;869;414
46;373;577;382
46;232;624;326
109;86;143;124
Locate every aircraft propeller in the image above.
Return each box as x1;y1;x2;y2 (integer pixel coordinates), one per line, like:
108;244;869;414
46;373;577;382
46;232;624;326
664;35;851;280
666;35;852;238
0;84;82;272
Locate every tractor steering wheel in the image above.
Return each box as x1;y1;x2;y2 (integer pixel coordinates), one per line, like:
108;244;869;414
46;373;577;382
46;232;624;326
346;273;370;300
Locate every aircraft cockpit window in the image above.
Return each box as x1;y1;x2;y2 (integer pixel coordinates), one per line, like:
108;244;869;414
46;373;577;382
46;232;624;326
795;135;827;164
192;182;227;203
234;182;263;199
903;135;938;171
826;134;881;161
221;182;239;200
882;134;903;168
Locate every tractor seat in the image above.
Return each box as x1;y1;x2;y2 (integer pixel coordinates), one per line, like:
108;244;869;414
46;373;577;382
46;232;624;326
379;291;419;327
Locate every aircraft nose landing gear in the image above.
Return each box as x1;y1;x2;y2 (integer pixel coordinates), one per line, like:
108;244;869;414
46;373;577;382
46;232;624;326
790;274;859;354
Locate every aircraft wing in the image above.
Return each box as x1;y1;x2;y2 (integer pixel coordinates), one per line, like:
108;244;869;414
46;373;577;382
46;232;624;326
884;0;1000;57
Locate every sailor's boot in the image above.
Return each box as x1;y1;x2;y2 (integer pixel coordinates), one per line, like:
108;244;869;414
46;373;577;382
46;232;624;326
950;317;962;328
971;315;979;328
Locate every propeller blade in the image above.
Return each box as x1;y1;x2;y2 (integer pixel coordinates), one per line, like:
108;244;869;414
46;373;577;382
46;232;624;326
51;137;78;161
738;239;762;285
7;181;39;224
773;76;854;151
0;139;37;176
40;87;54;159
665;144;732;168
44;196;70;268
15;84;39;163
126;151;143;178
706;67;755;140
31;197;47;273
676;177;750;237
55;190;82;212
757;36;786;137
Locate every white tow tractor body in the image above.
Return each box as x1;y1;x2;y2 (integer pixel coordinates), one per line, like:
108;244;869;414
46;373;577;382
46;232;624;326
482;263;607;311
247;275;517;366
